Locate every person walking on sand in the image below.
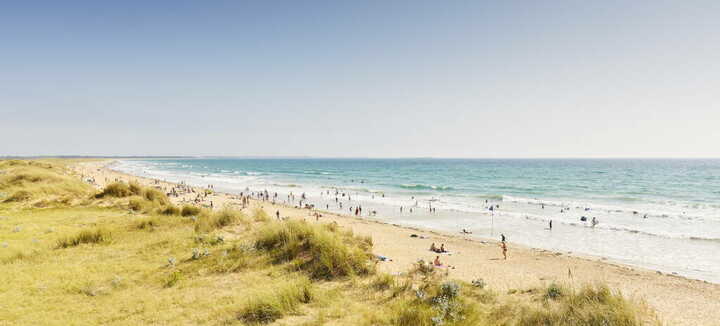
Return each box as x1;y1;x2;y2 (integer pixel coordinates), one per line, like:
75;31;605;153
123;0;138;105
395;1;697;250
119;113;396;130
499;241;507;260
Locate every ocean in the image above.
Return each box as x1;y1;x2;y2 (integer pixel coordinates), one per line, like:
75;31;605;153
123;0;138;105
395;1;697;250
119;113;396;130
112;158;720;283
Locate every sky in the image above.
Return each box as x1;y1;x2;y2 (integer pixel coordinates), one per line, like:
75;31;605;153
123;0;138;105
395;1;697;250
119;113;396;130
2;1;719;158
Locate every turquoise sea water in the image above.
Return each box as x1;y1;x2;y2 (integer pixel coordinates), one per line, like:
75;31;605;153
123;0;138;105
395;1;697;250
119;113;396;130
114;158;720;282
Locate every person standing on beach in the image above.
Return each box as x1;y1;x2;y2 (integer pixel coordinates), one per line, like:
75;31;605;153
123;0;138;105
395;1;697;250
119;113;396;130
499;241;507;260
549;220;553;230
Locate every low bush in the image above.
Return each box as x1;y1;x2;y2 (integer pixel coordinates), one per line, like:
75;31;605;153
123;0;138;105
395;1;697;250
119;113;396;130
56;228;112;248
545;283;564;300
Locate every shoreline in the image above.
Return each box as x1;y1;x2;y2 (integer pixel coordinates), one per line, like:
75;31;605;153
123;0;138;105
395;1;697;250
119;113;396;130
75;159;720;325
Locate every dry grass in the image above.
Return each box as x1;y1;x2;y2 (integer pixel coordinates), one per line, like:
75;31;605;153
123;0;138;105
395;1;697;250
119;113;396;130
252;208;270;222
4;190;32;202
95;182;133;198
254;220;374;279
485;283;655;326
238;277;314;324
194;207;246;233
56;228;112;248
0;161;93;205
180;204;201;217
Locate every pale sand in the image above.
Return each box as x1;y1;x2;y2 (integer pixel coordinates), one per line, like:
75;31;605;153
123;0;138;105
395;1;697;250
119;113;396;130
74;160;720;325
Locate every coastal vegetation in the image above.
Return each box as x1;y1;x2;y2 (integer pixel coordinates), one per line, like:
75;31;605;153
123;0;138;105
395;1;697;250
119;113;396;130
0;159;659;325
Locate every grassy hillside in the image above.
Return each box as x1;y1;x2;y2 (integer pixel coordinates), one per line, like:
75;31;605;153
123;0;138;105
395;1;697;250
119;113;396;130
0;159;659;325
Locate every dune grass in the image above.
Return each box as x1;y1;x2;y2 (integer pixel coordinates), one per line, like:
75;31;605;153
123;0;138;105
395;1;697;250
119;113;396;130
95;182;134;198
4;190;32;202
487;283;653;326
255;220;374;279
252;208;270;222
194;207;246;233
135;217;161;230
238;277;314;324
0;159;659;325
0;161;93;206
181;204;202;217
56;228;112;248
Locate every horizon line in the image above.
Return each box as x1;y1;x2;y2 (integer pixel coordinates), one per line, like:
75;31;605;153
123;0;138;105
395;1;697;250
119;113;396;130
2;155;720;160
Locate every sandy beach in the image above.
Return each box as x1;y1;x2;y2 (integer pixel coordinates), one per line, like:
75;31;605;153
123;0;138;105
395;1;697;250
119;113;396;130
73;160;720;325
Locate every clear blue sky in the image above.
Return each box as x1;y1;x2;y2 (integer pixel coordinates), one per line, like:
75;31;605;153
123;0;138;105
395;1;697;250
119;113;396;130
2;1;719;157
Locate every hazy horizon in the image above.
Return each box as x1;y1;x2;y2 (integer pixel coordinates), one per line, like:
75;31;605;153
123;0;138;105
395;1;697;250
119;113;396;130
3;155;720;160
3;1;719;158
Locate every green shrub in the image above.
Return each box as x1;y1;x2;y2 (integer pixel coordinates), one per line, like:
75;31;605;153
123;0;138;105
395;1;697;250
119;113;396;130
238;278;314;324
545;283;564;300
254;220;373;279
56;228;112;248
